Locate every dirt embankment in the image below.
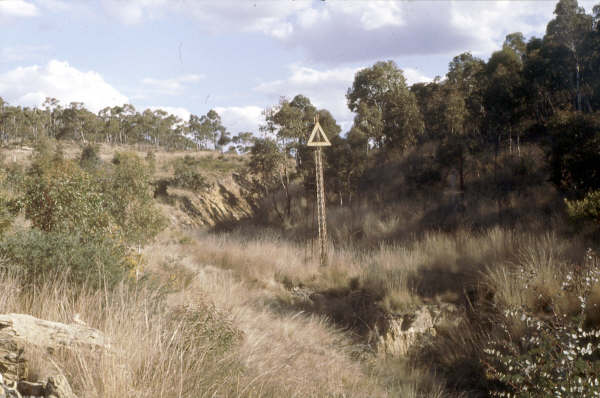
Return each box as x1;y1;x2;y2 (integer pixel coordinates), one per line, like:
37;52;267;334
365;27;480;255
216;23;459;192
157;173;258;228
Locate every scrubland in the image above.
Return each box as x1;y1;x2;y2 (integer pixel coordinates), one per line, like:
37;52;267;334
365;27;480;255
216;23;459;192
1;140;599;398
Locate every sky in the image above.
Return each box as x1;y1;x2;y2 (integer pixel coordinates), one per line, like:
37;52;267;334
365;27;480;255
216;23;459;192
0;0;598;135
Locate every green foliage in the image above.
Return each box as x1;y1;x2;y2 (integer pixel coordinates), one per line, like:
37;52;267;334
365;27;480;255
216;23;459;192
12;147;166;289
79;143;101;170
23;146;164;248
231;132;255;153
0;197;13;237
347;60;424;151
566;189;600;225
0;228;127;289
23;159;110;236
108;152;166;246
172;156;212;192
549;111;600;196
145;150;156;174
249;138;283;189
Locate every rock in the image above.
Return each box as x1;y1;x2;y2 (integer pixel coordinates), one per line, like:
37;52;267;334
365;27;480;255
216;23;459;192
376;304;460;356
0;314;109;353
45;375;76;398
0;374;21;398
16;380;44;396
0;313;108;384
0;313;107;398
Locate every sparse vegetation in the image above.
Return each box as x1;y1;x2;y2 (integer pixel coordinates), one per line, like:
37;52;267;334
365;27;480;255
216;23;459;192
1;1;600;396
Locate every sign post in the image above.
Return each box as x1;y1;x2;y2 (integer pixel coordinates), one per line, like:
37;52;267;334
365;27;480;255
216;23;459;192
307;114;331;266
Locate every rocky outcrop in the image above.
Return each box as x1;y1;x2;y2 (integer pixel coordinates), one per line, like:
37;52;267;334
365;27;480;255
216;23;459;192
376;304;460;356
0;313;109;398
0;374;76;398
165;174;257;227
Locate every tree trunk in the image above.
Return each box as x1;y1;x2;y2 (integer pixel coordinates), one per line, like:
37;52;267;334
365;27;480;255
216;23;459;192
458;148;465;209
576;62;582;112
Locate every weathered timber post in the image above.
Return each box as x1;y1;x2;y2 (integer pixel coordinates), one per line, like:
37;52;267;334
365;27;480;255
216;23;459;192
307;114;331;266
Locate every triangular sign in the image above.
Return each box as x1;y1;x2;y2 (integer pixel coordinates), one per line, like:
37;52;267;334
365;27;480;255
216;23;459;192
307;121;331;147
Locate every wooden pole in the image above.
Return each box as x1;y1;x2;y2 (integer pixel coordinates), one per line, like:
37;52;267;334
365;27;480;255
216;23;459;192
315;146;327;266
307;114;331;266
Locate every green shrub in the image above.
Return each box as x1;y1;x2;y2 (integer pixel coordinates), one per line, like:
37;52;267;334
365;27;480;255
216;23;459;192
145;150;156;174
566;190;600;226
107;152;166;246
549;111;600;197
0;228;127;289
23;160;110;236
172;157;211;192
0;198;13;237
79;144;101;170
23;150;165;249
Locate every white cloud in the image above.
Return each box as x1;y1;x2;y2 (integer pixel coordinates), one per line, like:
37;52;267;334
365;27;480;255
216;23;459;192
255;64;358;129
403;68;433;86
33;0;70;11
148;106;191;122
141;74;205;95
213;106;264;135
0;60;128;113
96;0;600;63
283;0;600;63
0;45;49;62
100;0;307;32
101;0;167;24
0;0;38;17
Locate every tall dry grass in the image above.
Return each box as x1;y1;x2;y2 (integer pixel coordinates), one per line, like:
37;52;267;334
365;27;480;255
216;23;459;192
0;250;451;397
1;210;584;397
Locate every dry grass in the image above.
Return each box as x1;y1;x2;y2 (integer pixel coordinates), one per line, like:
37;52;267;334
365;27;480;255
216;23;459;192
0;225;453;398
1;207;586;397
181;225;580;313
0;266;371;397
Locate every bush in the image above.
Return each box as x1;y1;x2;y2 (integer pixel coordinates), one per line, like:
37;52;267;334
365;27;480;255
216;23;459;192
0;229;128;289
566;190;600;226
107;152;166;246
23;160;110;236
549;111;600;197
79;144;101;170
0;198;13;237
483;250;600;397
172;157;211;192
23;149;165;252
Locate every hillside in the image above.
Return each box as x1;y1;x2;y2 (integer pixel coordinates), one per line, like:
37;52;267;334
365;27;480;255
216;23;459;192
0;138;598;397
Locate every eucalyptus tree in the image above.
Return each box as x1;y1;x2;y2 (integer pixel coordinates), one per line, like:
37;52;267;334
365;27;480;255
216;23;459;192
261;95;340;216
231;131;255;153
42;97;62;139
545;0;594;112
197;110;226;150
484;37;527;153
188;114;205;150
347;60;423;153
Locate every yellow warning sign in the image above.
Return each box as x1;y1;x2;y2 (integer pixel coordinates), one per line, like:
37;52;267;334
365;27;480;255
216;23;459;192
307;118;331;147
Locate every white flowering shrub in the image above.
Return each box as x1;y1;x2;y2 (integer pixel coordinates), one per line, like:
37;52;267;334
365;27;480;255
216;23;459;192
483;249;600;397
